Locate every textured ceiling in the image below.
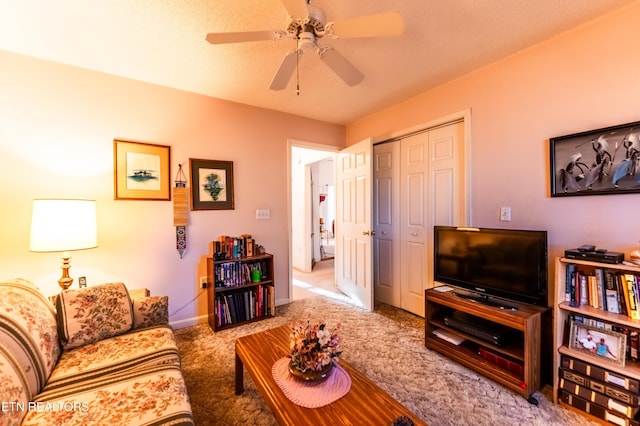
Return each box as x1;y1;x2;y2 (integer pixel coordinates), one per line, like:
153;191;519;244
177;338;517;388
0;0;633;125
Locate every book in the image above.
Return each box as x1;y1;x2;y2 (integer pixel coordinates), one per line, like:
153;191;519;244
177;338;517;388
624;274;640;319
432;328;465;345
604;270;621;314
566;263;575;303
587;275;600;309
579;273;588;306
595;268;607;311
615;273;629;316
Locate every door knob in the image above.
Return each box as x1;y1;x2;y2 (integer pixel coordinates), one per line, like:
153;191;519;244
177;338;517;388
362;230;376;236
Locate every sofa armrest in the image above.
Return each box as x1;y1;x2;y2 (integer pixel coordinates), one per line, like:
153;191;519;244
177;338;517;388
132;296;169;329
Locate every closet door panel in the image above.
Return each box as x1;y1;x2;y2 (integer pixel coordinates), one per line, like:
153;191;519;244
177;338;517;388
373;143;400;306
400;132;429;315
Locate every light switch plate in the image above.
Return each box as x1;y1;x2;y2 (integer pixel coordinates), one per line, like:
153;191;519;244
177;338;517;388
256;209;270;220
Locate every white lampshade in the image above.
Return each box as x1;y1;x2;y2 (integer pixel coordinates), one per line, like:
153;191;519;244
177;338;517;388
30;199;98;252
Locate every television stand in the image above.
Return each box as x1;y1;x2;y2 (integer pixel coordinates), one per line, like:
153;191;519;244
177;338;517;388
452;291;518;311
425;288;547;403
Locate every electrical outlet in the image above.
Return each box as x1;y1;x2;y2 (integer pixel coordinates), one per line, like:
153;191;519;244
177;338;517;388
78;276;87;288
499;206;511;222
199;276;207;289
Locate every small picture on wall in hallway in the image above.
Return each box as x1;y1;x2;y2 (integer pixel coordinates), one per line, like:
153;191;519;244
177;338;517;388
550;120;640;197
189;158;234;210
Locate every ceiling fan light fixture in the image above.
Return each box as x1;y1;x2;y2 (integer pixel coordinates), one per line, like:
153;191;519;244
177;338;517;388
298;31;316;50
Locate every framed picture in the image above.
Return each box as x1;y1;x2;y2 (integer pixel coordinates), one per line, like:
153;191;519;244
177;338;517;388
550;120;640;197
114;139;171;200
189;158;234;210
569;321;626;366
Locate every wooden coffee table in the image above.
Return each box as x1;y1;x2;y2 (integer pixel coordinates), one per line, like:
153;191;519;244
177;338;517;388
235;324;428;426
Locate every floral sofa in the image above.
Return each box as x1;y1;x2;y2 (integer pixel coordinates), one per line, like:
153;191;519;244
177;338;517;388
0;278;193;425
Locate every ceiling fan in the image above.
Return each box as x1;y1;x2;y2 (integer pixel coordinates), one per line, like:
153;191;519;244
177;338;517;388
205;0;404;92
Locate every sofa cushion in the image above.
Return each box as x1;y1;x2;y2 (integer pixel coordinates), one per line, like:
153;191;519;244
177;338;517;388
25;364;194;425
0;342;31;425
56;282;133;350
132;295;169;329
44;325;180;392
0;278;61;397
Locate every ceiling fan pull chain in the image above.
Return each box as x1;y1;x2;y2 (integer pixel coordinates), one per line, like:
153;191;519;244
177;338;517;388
296;39;301;96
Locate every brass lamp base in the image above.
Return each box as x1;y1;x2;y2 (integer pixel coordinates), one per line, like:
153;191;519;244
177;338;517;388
58;256;73;290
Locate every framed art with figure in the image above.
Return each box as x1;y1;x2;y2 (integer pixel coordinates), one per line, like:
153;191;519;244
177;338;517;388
550;120;640;197
569;321;626;366
189;158;234;210
114;139;171;201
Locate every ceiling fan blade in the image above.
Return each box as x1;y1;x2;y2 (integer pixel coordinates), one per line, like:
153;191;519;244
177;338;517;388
270;50;301;90
319;48;364;86
206;31;282;45
280;0;308;19
328;12;404;38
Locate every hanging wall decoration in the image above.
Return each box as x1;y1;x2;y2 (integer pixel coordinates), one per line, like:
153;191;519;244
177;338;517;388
173;164;189;258
114;139;171;200
189;158;235;210
550;120;640;197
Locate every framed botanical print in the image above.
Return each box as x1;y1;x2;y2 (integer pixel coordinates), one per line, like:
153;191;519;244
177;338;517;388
189;158;234;210
114;139;171;200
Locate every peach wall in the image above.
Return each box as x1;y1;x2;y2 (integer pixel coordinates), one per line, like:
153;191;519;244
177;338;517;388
346;2;640;263
0;50;344;327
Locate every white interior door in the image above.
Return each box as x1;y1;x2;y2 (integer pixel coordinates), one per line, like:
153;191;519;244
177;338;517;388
335;138;373;311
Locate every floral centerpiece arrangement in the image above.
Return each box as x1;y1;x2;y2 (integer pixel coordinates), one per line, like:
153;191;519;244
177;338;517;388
288;319;341;382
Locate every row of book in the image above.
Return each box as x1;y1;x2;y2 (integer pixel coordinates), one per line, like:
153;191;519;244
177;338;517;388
565;264;640;319
214;285;272;328
214;260;270;288
559;354;640;425
570;313;640;362
210;234;257;260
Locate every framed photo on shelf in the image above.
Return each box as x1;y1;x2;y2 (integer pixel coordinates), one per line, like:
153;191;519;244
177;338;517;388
189;158;234;210
114;139;171;200
550;120;640;197
569;320;626;366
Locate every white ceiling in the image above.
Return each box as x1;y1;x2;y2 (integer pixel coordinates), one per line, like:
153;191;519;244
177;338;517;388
0;0;633;125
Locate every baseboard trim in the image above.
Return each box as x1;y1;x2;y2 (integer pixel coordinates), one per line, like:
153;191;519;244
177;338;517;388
170;314;208;329
170;300;291;329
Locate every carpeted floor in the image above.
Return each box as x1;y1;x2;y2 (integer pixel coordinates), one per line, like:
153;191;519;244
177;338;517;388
174;296;598;426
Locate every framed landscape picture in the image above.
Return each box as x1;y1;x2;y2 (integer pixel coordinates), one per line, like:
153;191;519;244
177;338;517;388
114;139;171;200
189;158;234;210
550;120;640;197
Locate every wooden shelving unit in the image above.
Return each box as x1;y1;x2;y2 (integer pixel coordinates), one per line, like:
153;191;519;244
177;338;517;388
425;287;546;403
553;257;640;422
206;253;275;332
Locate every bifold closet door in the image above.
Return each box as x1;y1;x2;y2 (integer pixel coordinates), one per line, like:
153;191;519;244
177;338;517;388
400;132;430;315
373;142;400;307
400;121;465;316
373;121;465;317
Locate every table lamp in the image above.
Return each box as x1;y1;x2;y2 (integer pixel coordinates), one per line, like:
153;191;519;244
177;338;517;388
29;199;98;290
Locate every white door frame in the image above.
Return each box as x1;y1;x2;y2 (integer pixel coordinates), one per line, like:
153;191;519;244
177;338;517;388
287;139;338;301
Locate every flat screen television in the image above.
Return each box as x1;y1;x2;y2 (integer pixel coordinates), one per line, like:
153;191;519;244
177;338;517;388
433;226;548;308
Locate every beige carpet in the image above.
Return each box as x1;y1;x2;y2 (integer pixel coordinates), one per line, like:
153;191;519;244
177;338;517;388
174;296;598;426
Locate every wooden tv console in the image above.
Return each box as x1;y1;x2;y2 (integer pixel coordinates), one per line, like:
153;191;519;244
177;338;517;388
425;287;547;404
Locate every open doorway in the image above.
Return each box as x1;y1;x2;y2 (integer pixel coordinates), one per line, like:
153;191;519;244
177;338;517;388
290;144;342;302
